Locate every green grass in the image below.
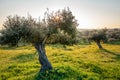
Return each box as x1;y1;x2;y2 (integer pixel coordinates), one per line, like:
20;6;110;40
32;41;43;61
0;42;120;80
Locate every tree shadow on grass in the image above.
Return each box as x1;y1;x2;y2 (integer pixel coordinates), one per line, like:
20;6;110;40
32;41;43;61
0;45;33;50
12;51;37;62
101;48;116;55
0;46;17;50
101;48;120;61
113;55;120;61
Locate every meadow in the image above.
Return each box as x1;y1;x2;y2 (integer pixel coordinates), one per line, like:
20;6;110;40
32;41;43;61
0;42;120;80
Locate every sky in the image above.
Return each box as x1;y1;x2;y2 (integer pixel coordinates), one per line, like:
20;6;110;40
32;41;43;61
0;0;120;29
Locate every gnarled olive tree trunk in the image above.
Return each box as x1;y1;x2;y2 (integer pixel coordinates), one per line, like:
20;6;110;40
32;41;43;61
96;40;103;49
34;43;52;72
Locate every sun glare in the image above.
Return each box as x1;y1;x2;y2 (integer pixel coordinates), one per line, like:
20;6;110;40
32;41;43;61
78;17;95;29
55;16;60;20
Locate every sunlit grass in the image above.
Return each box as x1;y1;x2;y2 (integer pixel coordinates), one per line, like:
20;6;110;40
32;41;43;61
0;42;120;80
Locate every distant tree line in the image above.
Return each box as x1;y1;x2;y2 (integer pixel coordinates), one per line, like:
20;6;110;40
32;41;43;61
77;28;120;48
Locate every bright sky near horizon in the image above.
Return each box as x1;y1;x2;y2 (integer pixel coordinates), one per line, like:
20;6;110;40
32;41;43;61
0;0;120;29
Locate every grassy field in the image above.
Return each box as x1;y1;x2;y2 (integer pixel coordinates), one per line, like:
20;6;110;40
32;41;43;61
0;42;120;80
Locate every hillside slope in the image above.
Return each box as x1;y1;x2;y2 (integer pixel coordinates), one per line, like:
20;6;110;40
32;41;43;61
0;43;120;80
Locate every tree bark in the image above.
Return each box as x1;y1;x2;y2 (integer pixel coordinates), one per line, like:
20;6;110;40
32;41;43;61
34;43;52;72
96;41;103;49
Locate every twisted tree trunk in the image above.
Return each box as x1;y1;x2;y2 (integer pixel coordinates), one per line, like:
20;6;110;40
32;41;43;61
34;43;52;72
96;40;103;49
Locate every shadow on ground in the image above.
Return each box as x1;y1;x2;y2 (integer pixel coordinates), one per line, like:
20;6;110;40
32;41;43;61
101;48;120;61
12;51;37;62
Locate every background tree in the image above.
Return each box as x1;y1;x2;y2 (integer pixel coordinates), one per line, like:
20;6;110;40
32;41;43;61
0;8;78;72
0;16;23;46
89;31;107;49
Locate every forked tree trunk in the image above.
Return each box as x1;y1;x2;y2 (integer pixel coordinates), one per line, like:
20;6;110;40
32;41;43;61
34;43;52;72
96;41;103;49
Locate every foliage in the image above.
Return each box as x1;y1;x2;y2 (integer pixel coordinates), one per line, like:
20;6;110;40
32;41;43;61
0;8;78;46
106;28;120;42
77;28;120;45
45;7;78;45
90;32;107;43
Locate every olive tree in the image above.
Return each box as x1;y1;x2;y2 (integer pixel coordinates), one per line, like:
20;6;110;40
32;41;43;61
89;32;107;49
0;16;23;46
0;8;78;72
